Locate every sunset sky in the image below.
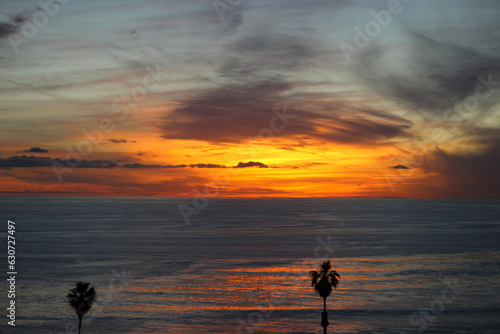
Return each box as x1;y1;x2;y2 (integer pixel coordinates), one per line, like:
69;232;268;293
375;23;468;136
1;0;499;198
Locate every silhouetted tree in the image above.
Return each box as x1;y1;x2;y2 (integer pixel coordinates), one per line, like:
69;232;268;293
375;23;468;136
310;260;340;333
67;282;96;334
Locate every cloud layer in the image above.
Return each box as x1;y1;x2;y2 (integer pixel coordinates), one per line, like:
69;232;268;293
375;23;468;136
0;156;269;170
1;0;499;197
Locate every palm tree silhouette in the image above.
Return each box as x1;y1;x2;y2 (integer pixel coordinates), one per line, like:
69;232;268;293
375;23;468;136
310;260;340;333
67;282;96;334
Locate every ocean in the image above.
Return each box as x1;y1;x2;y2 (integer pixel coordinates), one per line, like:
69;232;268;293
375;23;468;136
1;197;499;333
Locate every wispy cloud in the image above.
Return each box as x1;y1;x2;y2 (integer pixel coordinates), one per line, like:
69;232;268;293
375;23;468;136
1;0;500;197
160;27;412;146
353;32;500;113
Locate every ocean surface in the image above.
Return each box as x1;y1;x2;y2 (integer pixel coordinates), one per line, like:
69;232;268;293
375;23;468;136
1;197;499;334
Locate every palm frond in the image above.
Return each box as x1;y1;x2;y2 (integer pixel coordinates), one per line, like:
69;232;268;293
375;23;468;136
314;276;333;298
320;260;331;274
329;270;340;288
84;287;96;304
67;282;96;317
309;261;340;301
310;270;320;287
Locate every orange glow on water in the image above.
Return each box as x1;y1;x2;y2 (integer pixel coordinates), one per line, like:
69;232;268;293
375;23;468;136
17;252;500;333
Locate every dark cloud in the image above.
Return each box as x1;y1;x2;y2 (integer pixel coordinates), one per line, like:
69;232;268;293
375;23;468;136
75;160;119;168
234;161;269;168
0;156;53;168
354;32;500;113
391;165;411;169
18;147;49;153
160;80;411;145
0;13;28;40
160;80;291;143
0;156;117;168
121;163;163;169
421;142;500;198
160;27;411;146
350;26;500;198
0;156;229;169
135;152;157;158
190;163;226;168
0;190;80;194
122;163;226;169
122;163;188;169
108;139;137;144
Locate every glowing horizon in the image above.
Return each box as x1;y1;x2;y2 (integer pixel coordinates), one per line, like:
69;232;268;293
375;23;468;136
1;0;499;198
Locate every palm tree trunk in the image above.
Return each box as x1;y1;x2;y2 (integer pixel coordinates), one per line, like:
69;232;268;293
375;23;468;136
78;316;82;334
321;297;329;333
321;310;328;334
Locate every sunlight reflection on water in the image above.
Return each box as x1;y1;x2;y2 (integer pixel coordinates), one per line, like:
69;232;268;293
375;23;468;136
2;197;499;333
